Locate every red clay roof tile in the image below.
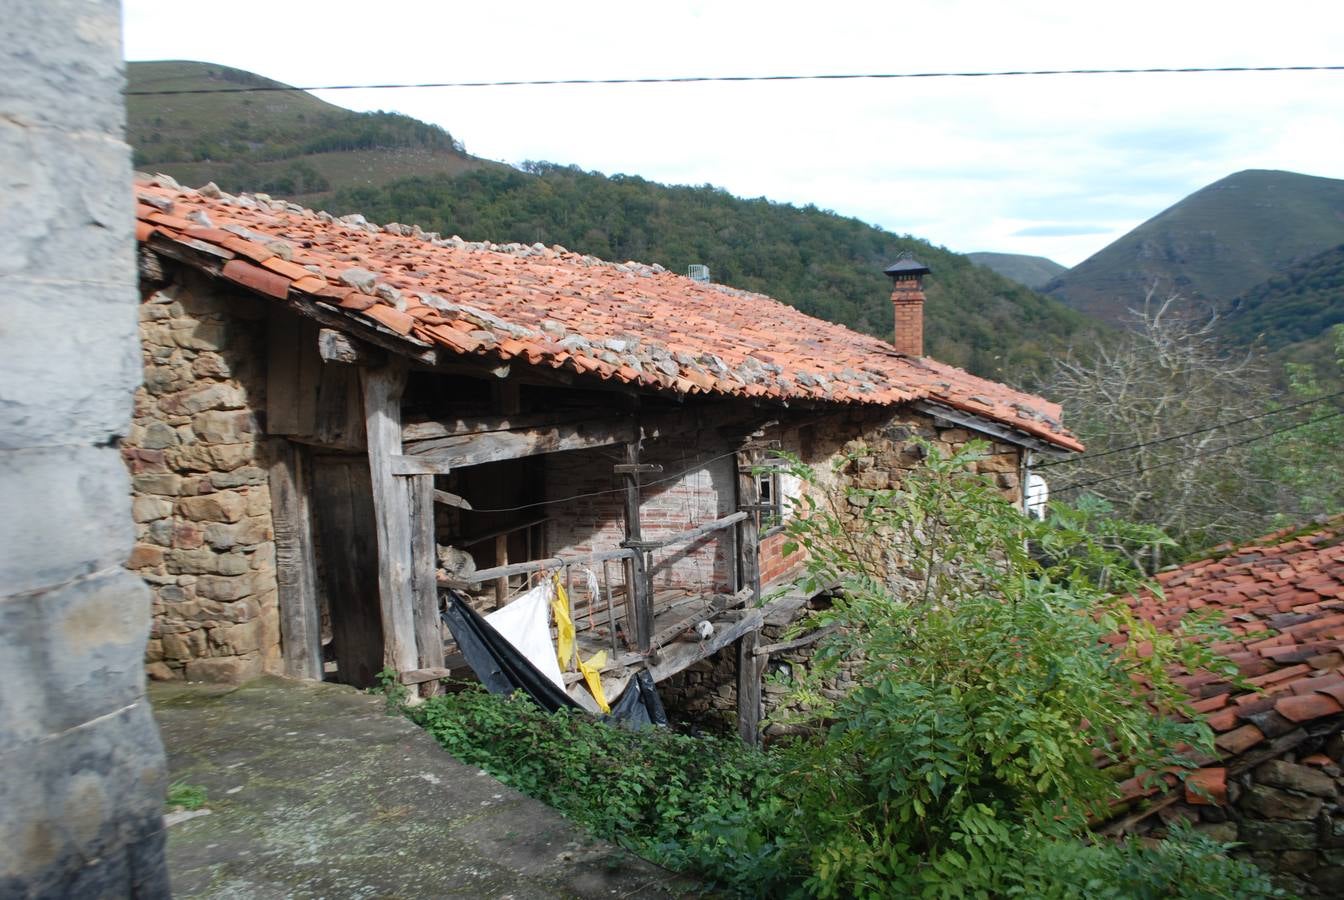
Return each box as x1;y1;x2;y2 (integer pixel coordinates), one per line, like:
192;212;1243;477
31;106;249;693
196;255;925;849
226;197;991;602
131;178;1081;451
1275;692;1343;723
1184;767;1227;805
220;259;290;300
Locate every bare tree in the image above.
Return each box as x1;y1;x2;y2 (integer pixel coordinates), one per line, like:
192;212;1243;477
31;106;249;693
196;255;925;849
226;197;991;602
1043;292;1278;568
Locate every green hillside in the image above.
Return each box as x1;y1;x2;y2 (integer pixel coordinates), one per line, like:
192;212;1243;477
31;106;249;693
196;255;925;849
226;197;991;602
1220;244;1344;350
329;164;1091;380
1045;170;1344;324
967;252;1067;290
126;60;495;202
126;61;1091;383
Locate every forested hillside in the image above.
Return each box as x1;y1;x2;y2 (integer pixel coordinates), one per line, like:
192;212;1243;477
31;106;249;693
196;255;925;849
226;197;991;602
967;252;1066;289
127;61;494;201
1221;243;1344;350
329;164;1090;380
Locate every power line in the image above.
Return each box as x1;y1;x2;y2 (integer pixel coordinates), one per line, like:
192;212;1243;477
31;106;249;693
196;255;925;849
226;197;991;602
1036;389;1344;469
1051;409;1344;497
123;64;1344;96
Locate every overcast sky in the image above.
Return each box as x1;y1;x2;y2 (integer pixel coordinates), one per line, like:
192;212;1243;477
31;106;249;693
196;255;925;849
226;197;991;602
122;0;1343;267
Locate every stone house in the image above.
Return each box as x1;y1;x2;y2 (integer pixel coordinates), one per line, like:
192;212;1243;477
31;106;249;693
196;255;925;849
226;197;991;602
1100;517;1344;897
124;174;1081;738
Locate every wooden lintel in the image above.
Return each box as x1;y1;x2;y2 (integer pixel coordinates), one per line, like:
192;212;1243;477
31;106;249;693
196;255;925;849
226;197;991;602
613;463;663;475
397;417;636;472
402;409;605;442
318;327;384;366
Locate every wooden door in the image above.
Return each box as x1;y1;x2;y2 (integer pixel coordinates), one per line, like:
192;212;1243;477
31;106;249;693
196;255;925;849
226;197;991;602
309;455;384;687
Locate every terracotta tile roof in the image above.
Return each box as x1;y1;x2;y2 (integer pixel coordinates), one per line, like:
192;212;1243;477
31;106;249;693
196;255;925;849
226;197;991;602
132;176;1081;452
1117;517;1344;808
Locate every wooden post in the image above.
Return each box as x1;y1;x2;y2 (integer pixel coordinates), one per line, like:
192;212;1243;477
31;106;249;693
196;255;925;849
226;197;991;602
736;448;762;605
360;360;419;676
621;440;653;652
268;440;323;680
737;628;764;746
409;473;445;697
493;533;509;608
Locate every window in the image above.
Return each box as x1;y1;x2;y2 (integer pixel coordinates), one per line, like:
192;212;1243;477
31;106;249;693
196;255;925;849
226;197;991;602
757;459;785;536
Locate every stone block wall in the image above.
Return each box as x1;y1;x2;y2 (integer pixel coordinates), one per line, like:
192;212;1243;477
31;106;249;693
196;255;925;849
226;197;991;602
122;273;282;681
1125;730;1344;898
0;0;169;893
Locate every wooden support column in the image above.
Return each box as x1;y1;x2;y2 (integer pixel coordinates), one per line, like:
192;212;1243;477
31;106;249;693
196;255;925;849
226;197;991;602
361;360;419;676
621;440;653;653
737;628;765;746
268;440;323;680
409;473;445;696
493;534;509;608
736;447;762;605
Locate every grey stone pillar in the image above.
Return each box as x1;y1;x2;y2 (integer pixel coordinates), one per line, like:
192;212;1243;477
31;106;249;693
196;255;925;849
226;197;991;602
0;1;170;896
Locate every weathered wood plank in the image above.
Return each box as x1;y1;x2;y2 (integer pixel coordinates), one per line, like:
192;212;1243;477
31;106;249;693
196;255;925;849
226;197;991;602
646;609;764;682
433;489;472;510
268;440;322;680
737;629;764;746
736;448;762;606
361;360;420;676
440;547;635;588
397;418;636;472
622;440;654;653
318;327;384;365
402;409;597;442
409;473;445;697
630;511;747;551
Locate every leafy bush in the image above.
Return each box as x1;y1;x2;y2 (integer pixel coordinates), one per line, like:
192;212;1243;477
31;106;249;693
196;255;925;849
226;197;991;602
400;445;1283;897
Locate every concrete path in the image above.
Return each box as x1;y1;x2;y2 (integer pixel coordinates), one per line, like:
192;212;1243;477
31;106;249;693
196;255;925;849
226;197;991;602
151;677;703;899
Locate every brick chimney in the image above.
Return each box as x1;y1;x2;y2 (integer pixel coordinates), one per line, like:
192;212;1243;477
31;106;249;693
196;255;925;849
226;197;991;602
884;256;931;357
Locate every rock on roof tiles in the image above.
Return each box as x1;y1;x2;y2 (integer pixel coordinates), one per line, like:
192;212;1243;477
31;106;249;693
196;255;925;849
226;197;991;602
131;175;1082;452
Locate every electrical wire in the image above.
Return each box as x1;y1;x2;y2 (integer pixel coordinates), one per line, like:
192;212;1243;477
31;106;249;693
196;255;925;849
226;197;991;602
461;448;742;514
122;65;1344;96
1035;389;1344;469
1051;409;1344;497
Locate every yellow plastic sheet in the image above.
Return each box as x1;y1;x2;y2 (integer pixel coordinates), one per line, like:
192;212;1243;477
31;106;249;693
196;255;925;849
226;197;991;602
577;650;611;714
550;575;576;672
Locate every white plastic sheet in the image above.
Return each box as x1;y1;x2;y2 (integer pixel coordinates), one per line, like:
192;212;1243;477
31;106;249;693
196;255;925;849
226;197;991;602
485;581;566;690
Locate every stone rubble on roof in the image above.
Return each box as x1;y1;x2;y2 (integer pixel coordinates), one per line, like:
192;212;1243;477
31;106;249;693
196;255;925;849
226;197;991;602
131;174;1082;451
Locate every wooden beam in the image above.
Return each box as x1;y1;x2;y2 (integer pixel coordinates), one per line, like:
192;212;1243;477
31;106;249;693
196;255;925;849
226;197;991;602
736;447;762;606
402;409;601;442
409;473;445;697
433;489;472;510
440;547;634;589
737;629;765;746
627;511;748;552
755;625;838;657
394;418;637;473
622;440;654;653
493;534;509;608
268;440;323;680
318;327;384;366
646;609;763;682
361;360;419;676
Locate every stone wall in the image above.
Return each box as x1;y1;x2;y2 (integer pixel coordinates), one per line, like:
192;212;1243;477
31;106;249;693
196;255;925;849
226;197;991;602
122;272;282;681
1126;731;1344;898
0;0;170;893
660;407;1025;728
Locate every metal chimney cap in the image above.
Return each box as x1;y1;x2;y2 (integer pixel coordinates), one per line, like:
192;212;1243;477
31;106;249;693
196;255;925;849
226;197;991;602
884;256;931;278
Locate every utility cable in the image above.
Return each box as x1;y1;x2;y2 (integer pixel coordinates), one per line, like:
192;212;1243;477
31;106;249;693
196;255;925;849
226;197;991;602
123;65;1344;96
1051;409;1344;497
1035;389;1344;469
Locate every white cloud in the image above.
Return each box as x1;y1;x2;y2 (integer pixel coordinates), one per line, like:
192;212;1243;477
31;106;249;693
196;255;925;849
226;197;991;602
122;0;1344;267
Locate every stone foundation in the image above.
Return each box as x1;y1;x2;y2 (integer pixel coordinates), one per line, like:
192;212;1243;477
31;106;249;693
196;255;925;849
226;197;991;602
122;274;281;681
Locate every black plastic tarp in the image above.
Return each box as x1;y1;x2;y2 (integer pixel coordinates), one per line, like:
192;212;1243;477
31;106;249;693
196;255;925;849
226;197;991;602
440;589;666;729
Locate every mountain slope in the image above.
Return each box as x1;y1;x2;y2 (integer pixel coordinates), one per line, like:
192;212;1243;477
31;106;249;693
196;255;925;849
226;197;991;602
1044;170;1344;323
127;60;497;202
330;164;1091;381
967;252;1066;290
1221;244;1344;350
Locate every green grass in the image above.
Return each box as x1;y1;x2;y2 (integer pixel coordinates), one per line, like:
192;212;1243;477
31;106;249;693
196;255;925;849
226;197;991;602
166;781;208;811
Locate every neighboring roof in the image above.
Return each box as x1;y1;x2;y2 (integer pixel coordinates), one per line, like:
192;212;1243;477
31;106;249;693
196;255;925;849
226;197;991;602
132;175;1082;451
1115;517;1344;809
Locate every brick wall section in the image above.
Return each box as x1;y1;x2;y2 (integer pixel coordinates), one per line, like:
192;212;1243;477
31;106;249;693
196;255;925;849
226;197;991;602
891;280;925;357
122;274;281;682
660;407;1024;725
1120;733;1344;897
546;434;736;594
